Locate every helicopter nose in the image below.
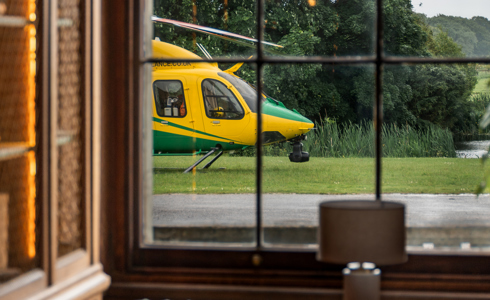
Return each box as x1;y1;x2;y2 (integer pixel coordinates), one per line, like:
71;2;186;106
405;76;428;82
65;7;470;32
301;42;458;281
262;118;313;144
291;120;314;138
261;99;314;143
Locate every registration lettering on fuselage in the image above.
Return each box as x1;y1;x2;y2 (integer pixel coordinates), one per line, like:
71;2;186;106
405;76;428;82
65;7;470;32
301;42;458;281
152;62;192;70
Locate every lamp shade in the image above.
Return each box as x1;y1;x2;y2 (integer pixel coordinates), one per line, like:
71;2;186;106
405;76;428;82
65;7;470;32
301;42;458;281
317;200;407;266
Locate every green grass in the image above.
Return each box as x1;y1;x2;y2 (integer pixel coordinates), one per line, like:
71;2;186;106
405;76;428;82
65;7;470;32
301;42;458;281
153;156;483;194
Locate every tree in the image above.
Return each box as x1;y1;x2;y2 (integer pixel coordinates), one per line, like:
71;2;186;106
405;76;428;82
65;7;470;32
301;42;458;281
406;20;478;132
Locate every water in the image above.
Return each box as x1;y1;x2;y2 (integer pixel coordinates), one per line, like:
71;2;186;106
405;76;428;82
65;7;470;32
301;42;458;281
455;140;490;158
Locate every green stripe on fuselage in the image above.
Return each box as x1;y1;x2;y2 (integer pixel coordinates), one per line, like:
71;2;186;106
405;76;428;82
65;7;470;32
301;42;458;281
153;117;232;141
153;130;245;153
262;98;313;124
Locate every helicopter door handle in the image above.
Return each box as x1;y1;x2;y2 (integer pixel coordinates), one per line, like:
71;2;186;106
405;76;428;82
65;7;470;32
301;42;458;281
212;121;220;125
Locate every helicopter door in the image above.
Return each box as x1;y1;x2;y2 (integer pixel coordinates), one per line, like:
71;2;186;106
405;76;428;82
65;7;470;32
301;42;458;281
152;79;195;153
200;79;250;143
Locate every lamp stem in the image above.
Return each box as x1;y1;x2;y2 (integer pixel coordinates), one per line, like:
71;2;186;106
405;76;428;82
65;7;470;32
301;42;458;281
343;263;381;300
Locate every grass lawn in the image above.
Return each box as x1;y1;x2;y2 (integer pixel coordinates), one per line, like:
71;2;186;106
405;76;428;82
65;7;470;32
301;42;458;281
153;156;483;194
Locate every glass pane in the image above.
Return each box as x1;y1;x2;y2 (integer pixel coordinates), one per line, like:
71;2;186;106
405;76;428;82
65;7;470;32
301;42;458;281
0;0;39;282
386;0;490;58
264;0;376;57
304;0;375;57
153;0;258;59
383;63;490;251
57;0;84;257
261;63;375;247
151;63;258;246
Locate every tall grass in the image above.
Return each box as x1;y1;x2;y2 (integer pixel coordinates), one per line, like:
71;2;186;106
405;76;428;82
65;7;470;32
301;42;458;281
381;123;455;157
305;120;456;158
305;121;375;157
235;120;456;158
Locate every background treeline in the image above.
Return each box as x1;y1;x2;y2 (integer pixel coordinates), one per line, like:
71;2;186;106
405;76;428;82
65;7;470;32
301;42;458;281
154;0;490;145
424;15;490;57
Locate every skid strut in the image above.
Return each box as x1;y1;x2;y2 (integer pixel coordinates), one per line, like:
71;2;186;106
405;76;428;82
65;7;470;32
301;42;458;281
202;150;224;169
183;147;223;173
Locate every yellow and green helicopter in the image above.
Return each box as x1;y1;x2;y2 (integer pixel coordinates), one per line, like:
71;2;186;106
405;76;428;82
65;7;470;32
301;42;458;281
151;16;314;173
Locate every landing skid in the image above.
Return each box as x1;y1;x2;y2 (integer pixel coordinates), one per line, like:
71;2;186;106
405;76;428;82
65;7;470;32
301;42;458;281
183;147;224;173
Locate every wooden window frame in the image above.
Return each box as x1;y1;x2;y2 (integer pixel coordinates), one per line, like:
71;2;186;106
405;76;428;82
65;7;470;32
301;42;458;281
101;0;490;299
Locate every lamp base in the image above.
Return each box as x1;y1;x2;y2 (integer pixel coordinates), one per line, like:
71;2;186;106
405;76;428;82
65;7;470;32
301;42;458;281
343;263;380;300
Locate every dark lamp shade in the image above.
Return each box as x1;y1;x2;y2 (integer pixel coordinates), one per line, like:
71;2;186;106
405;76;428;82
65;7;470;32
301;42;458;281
317;200;407;266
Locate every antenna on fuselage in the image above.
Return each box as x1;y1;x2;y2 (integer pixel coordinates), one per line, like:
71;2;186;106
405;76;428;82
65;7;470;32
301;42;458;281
197;43;213;59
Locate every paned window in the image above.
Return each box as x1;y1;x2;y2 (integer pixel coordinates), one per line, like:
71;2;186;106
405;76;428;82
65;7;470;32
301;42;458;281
145;0;490;253
102;0;490;298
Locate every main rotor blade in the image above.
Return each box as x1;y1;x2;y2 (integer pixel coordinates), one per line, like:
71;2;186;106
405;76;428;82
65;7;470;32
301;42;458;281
188;27;284;55
151;16;283;49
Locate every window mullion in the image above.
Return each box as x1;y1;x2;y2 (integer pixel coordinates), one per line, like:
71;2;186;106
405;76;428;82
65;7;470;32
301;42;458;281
255;0;264;250
375;0;384;200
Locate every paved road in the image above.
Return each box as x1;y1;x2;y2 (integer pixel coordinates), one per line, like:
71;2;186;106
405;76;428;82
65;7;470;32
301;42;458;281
153;193;490;228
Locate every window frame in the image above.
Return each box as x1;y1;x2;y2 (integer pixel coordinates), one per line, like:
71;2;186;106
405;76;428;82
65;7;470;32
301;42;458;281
100;0;490;298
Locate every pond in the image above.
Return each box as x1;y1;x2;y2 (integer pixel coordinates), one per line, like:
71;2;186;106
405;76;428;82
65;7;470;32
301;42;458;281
455;140;490;158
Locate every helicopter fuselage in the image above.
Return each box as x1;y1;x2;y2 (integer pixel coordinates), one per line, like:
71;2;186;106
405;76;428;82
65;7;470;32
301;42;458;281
151;40;314;156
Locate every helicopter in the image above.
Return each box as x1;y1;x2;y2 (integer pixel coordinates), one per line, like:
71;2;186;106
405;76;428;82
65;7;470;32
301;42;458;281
151;16;314;173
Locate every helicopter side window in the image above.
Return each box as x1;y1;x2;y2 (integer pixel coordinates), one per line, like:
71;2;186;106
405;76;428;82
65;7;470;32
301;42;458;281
153;80;187;118
218;72;266;113
202;79;244;120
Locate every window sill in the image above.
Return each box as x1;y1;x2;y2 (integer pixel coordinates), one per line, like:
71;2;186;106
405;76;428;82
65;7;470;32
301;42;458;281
26;263;110;300
105;281;490;300
0;269;46;300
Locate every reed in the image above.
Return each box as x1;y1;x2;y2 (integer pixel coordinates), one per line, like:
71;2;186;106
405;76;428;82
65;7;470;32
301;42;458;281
248;120;456;158
380;123;455;158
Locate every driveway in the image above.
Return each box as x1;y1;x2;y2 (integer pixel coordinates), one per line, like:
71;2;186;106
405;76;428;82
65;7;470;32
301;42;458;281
152;193;490;247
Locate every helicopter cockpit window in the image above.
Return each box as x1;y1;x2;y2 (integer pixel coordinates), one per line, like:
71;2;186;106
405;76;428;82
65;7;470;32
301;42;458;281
202;79;245;119
153;80;187;118
218;72;265;113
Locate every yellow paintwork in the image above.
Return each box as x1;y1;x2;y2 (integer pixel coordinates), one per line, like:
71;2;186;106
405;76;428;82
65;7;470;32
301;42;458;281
152;40;218;71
